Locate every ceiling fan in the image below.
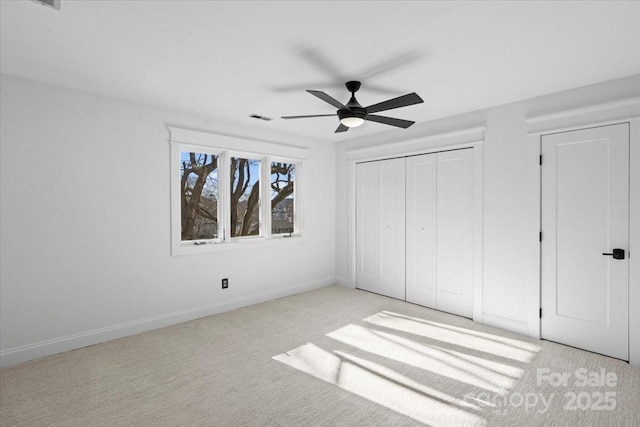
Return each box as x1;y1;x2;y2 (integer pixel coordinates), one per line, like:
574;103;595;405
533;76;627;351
281;81;424;133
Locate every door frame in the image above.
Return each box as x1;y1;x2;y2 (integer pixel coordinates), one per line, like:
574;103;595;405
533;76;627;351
346;126;485;323
525;98;640;366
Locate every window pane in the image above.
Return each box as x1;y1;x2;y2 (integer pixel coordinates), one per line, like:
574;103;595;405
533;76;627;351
271;162;295;234
180;152;218;241
230;157;261;237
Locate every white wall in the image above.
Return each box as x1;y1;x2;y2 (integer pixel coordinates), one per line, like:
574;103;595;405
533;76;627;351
3;73;639;367
0;75;336;367
335;74;640;364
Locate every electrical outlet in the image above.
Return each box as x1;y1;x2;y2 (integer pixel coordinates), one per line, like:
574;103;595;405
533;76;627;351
222;278;229;289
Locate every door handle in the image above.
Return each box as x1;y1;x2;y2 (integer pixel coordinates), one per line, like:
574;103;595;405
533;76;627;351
602;249;625;260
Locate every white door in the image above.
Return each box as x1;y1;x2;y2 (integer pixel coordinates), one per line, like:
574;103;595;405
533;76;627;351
541;123;629;360
406;153;437;307
356;158;405;300
378;158;406;300
406;149;474;318
436;149;474;318
356;162;379;293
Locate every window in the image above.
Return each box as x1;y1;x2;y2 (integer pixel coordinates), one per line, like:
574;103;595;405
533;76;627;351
271;162;295;235
169;127;307;255
230;157;261;237
180;151;219;241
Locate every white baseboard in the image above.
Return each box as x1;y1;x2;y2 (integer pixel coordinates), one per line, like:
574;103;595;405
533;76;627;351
481;313;531;337
334;276;352;288
0;278;334;368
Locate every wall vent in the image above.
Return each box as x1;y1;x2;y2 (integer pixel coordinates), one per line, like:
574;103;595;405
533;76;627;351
29;0;61;10
249;114;273;122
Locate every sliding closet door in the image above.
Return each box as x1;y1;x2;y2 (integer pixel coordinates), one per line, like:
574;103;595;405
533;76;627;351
405;154;437;307
356;158;405;300
436;149;474;318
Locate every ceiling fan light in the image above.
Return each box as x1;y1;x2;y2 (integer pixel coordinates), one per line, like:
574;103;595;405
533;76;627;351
340;116;365;128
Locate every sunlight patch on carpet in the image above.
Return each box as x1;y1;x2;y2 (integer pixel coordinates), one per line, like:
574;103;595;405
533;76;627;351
327;324;516;394
274;343;486;427
364;311;540;362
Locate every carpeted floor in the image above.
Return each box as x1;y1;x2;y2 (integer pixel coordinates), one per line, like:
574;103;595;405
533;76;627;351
1;285;638;426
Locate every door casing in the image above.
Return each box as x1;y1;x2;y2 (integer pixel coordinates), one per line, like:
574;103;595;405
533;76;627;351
540;123;629;360
526;110;640;366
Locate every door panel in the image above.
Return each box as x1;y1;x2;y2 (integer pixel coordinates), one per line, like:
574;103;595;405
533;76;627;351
556;139;609;323
356;162;379;293
436;149;474;318
541;123;629;360
356;159;405;299
378;158;406;300
406;154;437;307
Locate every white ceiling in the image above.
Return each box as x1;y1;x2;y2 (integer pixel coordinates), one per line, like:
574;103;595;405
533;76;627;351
1;0;639;142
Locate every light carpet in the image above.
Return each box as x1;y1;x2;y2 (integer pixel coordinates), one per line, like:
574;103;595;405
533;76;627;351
1;285;638;426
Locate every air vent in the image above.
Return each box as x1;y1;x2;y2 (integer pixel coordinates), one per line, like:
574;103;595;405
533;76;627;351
249;114;273;122
29;0;60;10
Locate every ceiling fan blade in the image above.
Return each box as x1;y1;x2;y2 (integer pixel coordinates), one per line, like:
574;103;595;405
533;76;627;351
365;93;424;114
335;123;349;133
366;115;415;129
281;114;336;119
307;90;346;109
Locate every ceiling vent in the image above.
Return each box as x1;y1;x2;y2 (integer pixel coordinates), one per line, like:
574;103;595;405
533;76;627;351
29;0;61;10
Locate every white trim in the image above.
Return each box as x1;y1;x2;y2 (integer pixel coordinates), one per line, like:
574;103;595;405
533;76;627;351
169;128;304;255
226;153;264;240
171;234;307;256
526;102;640;364
169;127;308;160
481;313;531;337
347;126;485;161
472;144;484;324
335;276;349;287
220;151;230;241
629;118;640;367
526;97;640;135
526;134;542;339
526;97;640;124
0;278;334;368
262;157;272;239
293;161;303;236
528;118;640;138
347;160;357;290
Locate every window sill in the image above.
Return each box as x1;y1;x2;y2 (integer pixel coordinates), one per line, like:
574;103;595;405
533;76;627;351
172;234;304;256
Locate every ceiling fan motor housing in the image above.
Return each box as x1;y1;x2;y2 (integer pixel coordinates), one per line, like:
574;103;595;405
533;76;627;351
338;105;367;121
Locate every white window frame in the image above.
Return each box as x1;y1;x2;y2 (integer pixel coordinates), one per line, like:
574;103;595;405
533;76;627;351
169;127;307;255
177;145;223;244
227;151;264;241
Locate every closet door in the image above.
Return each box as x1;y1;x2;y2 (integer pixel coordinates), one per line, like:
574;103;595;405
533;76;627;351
356;162;379;293
436;149;474;318
356;158;405;300
405;154;437;307
378;158;406;300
